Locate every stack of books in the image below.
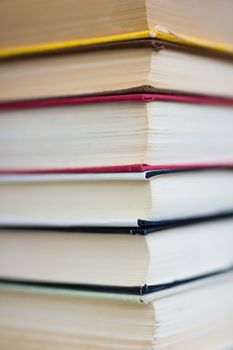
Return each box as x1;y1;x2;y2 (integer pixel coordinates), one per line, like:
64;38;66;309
0;1;233;349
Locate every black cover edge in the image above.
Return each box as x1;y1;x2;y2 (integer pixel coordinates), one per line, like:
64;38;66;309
0;225;136;234
0;211;232;235
0;224;173;236
143;266;233;294
145;167;233;179
137;211;233;228
0;266;232;295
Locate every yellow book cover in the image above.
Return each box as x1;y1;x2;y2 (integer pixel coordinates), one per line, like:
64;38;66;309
0;27;233;59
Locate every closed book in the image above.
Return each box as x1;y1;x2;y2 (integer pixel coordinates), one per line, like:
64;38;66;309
0;94;233;173
0;272;233;349
0;217;233;290
0;0;233;58
1;41;233;101
0;170;233;227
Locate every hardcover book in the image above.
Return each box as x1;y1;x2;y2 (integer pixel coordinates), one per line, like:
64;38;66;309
0;272;232;349
0;94;233;173
0;0;233;58
1;41;233;101
0;218;232;291
0;170;233;227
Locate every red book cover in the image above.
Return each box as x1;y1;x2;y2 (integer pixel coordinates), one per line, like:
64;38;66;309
1;93;233;174
1;93;233;110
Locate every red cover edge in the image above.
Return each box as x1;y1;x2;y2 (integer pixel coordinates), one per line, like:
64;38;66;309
1;94;233;110
0;163;233;175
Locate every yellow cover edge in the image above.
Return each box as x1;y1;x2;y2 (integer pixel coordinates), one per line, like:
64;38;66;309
150;25;233;56
0;27;233;59
0;31;149;59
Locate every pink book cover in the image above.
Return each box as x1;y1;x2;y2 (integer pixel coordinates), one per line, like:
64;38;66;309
0;93;233;174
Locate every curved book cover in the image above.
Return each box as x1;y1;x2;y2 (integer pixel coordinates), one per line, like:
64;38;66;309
0;267;232;295
1;93;233;110
1;28;233;60
0;211;232;234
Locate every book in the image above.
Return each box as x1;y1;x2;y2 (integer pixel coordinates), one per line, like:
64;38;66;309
0;94;233;173
1;41;233;102
0;0;233;58
0;170;233;227
0;218;232;290
0;271;232;349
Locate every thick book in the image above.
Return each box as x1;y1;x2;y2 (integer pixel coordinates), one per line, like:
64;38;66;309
1;40;233;102
0;217;232;290
0;0;233;58
0;94;233;173
0;271;232;349
0;169;233;227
